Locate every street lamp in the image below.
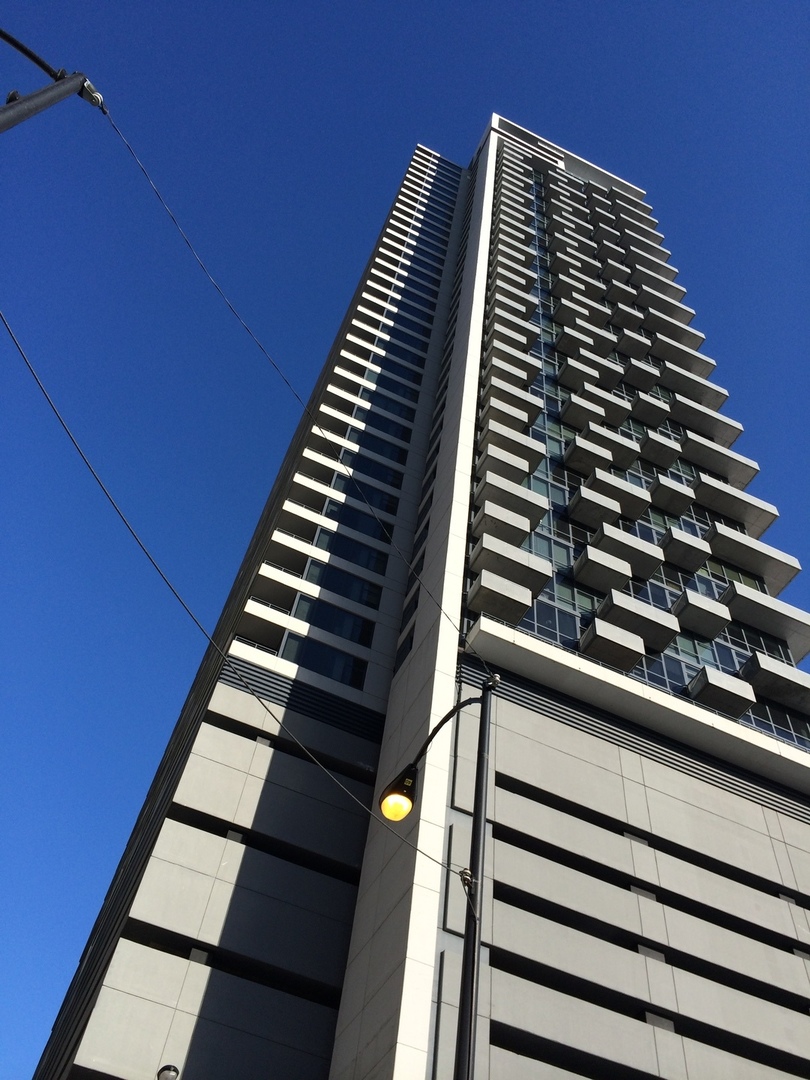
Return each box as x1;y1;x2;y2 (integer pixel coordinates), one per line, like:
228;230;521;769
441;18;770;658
379;673;500;1080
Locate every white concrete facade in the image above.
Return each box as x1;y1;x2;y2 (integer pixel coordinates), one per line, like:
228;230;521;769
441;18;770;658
36;119;810;1080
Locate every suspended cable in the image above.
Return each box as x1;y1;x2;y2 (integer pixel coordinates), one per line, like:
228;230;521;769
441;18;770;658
0;308;459;874
102;109;497;682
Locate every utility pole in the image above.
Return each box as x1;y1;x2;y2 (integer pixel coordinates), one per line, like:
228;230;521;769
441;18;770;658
0;27;103;134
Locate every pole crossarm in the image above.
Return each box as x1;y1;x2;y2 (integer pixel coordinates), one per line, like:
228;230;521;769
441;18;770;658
0;27;104;134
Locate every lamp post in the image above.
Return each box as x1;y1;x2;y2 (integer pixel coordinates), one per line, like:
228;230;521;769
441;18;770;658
379;673;500;1080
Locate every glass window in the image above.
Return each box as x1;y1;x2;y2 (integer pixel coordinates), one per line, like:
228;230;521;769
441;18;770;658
280;633;367;690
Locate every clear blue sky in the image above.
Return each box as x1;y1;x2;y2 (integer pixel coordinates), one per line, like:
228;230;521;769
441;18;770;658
1;2;808;1076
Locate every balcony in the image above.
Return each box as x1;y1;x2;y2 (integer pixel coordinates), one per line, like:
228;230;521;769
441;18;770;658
721;582;810;661
560;392;606;430
580;618;646;670
479;418;547;471
658;362;727;409
685;666;756;719
648;474;694;514
482;356;531;396
550;250;584;278
649;333;715;377
551;273;588;302
624;244;678;281
578;321;619;358
564;434;613;475
611;302;645;331
639;430;681;468
704;522;801;596
470;533;553;594
600;258;632;284
573;546;632;591
478;442;531;485
486;308;541;351
471;501;531;547
579;349;624;388
569;268;605;299
567;486;622;529
661;527;711;571
611;192;657;224
468;569;534;624
483;336;543;382
578;383;632;426
740;653;810;713
491;233;535;267
629;262;686;300
482;376;543;426
582;422;639;468
490;247;535;285
603;278;637;305
642;308;705;351
579;296;613;328
553;295;590;327
669;394;742;448
491;281;536;318
614;327;652;360
593;222;621;247
596;239;627;266
671;590;731;638
590;522;663;578
474;471;549;529
631;391;670;428
558;356;600;391
622;357;660;391
585;468;651;519
556;325;597;359
691;474;776;538
479;395;530;433
635;283;696;325
597;589;680;652
616;218;666;251
680;433;759;489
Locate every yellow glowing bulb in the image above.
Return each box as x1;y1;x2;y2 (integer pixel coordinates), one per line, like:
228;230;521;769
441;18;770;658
380;792;414;821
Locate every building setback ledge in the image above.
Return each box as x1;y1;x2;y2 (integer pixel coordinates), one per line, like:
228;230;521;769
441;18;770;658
465;615;810;796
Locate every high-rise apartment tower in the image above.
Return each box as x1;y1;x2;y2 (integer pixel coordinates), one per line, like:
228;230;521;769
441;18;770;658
37;116;810;1080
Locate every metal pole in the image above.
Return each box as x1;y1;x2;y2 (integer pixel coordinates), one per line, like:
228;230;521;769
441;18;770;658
0;73;91;134
452;674;498;1080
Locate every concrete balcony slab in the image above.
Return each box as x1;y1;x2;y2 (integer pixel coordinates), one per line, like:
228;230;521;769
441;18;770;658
479;418;547;472
704;522;800;596
564;434;613;476
579;617;646;671
672;590;731;639
661;527;711;572
468;569;533;624
590;523;663;579
558;356;600;391
472;501;531;547
567;486;622;529
631;391;670;428
740;653;810;713
582;422;639;468
597;589;680;652
648;474;694;515
560;392;606;430
692;475;776;538
470;534;553;595
639;430;682;468
573;547;633;593
722;583;810;662
585;468;651;519
474;472;549;530
686;666;757;719
680;433;759;489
